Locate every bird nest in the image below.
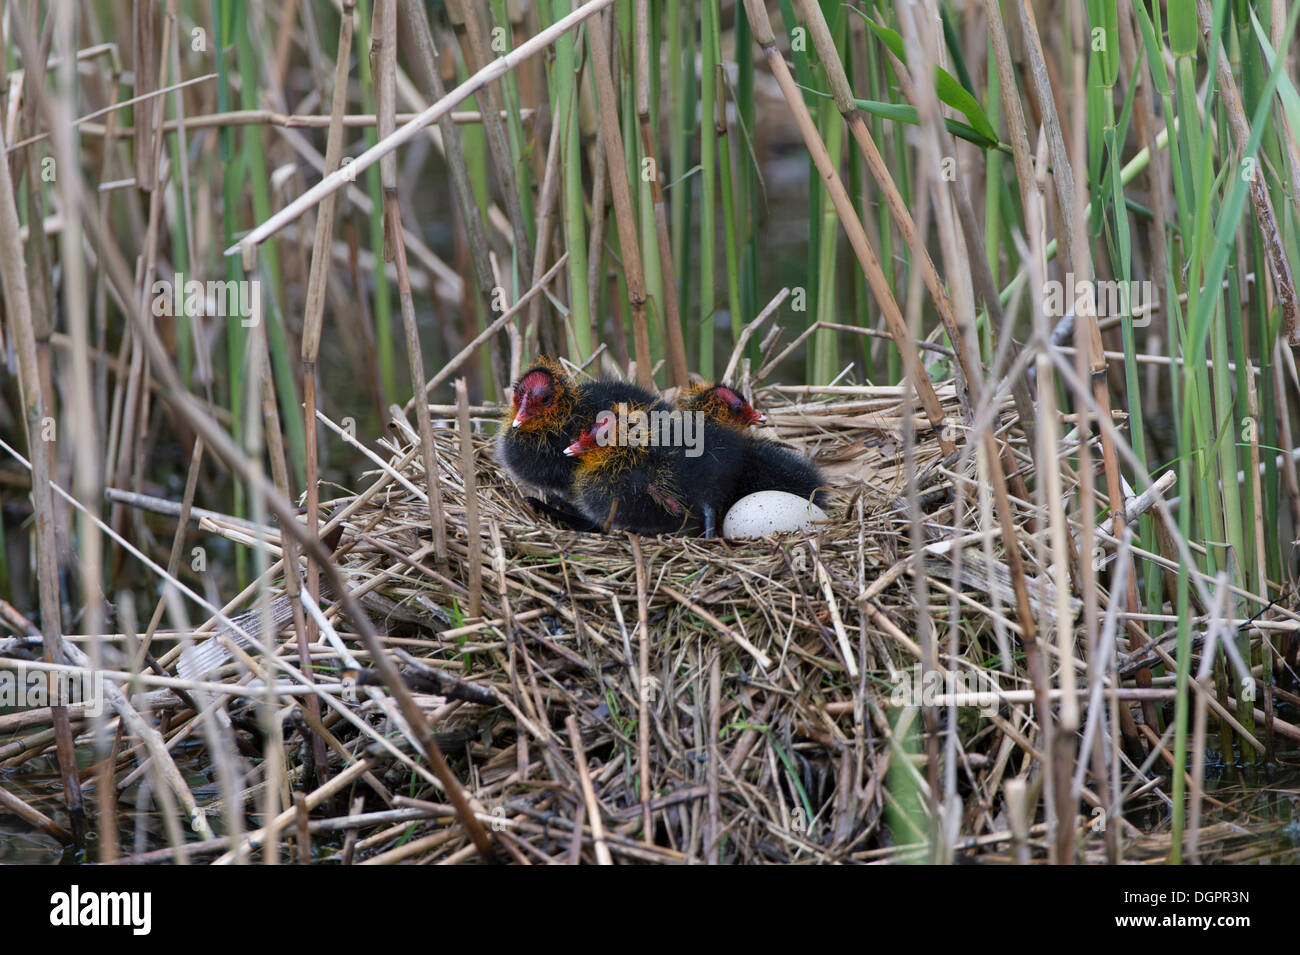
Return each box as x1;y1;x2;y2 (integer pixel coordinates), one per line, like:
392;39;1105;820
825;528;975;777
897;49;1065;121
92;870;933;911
154;376;1296;864
248;376;1087;864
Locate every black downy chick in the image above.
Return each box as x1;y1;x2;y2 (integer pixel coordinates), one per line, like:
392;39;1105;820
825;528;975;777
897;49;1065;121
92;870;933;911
563;398;694;535
689;383;829;509
496;356;657;511
676;383;763;536
496;356;584;502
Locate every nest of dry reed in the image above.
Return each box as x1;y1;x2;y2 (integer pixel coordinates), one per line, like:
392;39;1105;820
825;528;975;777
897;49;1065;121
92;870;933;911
252;377;1030;863
108;378;1294;864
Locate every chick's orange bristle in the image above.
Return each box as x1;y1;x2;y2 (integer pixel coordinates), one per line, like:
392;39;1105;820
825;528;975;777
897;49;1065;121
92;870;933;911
572;399;655;475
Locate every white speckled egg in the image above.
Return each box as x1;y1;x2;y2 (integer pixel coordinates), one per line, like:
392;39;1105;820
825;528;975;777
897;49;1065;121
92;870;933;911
722;491;827;539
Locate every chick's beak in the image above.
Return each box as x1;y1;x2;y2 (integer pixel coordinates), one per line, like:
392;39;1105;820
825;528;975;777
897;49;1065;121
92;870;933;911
563;439;581;457
512;398;527;428
752;411;768;426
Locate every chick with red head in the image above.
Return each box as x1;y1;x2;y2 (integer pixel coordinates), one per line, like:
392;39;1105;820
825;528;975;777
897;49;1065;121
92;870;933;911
497;357;656;507
562;400;694;535
683;382;828;510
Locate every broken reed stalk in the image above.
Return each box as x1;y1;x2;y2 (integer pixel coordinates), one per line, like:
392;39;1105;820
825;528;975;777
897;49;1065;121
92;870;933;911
456;378;483;618
446;0;533;280
254;307;328;784
135;439;205;671
386;201;449;565
565;714;613;865
527;81;566;357
635;0;689;390
0;103;83;845
586;120;611;356
52;0;106;856
0;779;72;844
132;0;159;190
630;535;652;843
302;0;356;686
721;286;788;384
70;109;523;140
706;651;722;863
375;0;399;245
1186;579;1228;863
1022;122;1078;864
399;0;500;329
587;7;654;388
373;1;447;564
738;0;953;454
1067;0;1113;863
1195;0;1298;343
1012;2;1152;703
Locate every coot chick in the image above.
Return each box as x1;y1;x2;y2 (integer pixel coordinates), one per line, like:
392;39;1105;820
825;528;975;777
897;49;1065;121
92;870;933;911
563;400;694;535
680;381;767;428
496;357;657;504
686;383;829;509
676;382;762;536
